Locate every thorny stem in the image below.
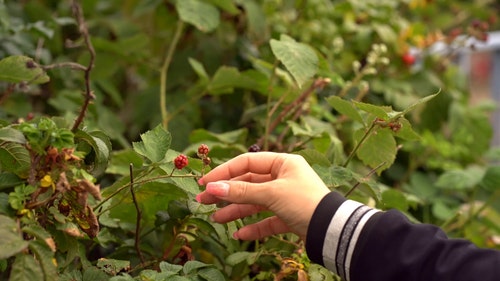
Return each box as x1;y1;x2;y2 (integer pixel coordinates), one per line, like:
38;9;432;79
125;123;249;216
160;20;185;130
260;77;330;150
130;164;146;265
344;161;386;198
71;0;96;132
342;121;377;167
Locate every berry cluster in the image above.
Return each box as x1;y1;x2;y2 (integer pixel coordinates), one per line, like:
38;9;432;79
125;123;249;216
174;154;188;170
197;144;211;166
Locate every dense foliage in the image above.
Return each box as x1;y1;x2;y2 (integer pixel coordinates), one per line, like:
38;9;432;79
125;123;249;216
1;0;500;280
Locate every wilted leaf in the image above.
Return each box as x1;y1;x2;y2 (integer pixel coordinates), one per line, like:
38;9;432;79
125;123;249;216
97;258;130;276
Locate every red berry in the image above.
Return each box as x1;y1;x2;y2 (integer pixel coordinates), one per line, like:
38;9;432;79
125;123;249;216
402;53;416;66
197;144;209;156
174;154;188;169
248;144;261;152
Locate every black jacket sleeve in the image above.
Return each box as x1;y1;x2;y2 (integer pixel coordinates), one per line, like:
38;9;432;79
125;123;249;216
306;192;500;281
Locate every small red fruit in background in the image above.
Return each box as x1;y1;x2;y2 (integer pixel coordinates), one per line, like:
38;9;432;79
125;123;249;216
197;144;209;157
402;52;416;66
174;154;188;169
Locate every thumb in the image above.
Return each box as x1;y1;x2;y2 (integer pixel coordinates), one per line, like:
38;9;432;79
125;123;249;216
205;181;273;206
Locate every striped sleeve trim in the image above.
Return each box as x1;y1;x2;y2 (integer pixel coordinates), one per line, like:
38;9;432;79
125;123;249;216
306;192;379;281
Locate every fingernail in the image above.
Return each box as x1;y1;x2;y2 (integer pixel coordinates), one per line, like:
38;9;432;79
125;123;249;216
206;182;229;197
195;194;201;203
197;178;204;185
232;231;239;240
209;214;215;222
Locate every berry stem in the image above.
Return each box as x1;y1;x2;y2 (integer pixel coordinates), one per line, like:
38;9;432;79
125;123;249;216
129;163;146;265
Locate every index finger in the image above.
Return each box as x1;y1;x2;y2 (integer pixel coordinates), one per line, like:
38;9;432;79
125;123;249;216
199;152;286;184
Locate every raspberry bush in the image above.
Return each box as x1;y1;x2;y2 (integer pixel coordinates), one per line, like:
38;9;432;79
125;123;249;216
0;1;499;280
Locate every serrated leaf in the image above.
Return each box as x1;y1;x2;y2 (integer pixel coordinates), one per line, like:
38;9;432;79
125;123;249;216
0;142;30;177
392;117;420;141
0;55;50;84
401;91;440;116
326;96;364;124
182;260;210;275
132;125;171;163
10;254;44;281
313;165;356;188
0;127;26;143
381;189;408;211
28;240;57;280
0;215;29;259
198;267;225;281
352;101;390;119
435;167;485;190
226;251;252;266
308;264;335;281
355;128;396;172
480;166;500;191
159;261;183;274
208;66;261;95
175;0;220;32
295;149;330;167
270;35;318;87
82;266;110;281
106;149;143;176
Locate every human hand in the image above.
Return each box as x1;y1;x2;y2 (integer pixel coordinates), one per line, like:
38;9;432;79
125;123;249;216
196;152;330;241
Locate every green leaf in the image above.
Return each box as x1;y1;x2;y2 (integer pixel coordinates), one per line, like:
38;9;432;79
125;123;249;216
182;260;210;275
355;128;396;172
0;127;26;143
175;0;220;32
0;55;49;84
295;149;331;167
270;34;318;87
435;166;485;190
198;267;225;281
326;96;364;124
0;142;30;177
381;189;408;211
206;0;240;15
308;264;335;281
10;254;44;281
208;66;262;95
82;266;110;281
392;117;420;141
401;91;440;116
75;130;111;176
159;261;183;274
28;240;57;280
313;165;356;188
226;251;253;266
132;124;171;163
352;101;390;120
0;215;29;259
0;172;23;190
106;149;144;176
188;57;209;82
480;166;500;191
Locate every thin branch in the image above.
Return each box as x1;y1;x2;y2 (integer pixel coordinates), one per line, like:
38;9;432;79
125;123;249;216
160;20;185;130
343;121;377;167
71;0;96;132
344;161;386;198
263;59;280;151
130;163;146;265
42;62;87;72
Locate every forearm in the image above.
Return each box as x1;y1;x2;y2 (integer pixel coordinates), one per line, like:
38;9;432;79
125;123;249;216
306;192;500;281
